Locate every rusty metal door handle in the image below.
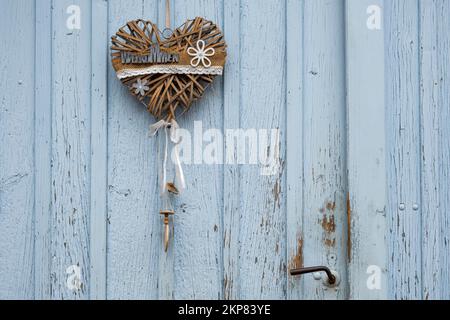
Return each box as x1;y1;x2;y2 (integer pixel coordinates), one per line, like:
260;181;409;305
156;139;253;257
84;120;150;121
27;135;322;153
290;266;336;285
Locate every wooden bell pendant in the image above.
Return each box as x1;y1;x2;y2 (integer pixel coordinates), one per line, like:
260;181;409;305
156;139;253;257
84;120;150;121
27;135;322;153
160;191;175;252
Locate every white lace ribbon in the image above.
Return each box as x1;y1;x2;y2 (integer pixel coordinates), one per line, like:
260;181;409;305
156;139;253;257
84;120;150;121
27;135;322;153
117;65;223;79
149;119;186;195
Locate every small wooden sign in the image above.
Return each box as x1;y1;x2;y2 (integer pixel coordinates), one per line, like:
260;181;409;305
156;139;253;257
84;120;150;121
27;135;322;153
120;44;180;64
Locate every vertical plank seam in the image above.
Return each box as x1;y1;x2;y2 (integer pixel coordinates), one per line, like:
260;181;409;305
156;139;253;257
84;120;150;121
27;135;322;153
105;0;110;300
235;0;242;299
300;0;305;299
106;1;111;300
342;1;352;300
437;1;449;299
284;0;288;300
220;0;225;300
89;0;94;300
33;0;37;300
33;0;38;299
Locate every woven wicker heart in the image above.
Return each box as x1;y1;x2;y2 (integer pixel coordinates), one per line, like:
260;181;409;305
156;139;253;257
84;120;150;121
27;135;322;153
111;18;226;120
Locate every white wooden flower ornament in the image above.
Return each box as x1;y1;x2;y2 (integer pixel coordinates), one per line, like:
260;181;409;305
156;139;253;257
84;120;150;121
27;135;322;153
187;40;216;68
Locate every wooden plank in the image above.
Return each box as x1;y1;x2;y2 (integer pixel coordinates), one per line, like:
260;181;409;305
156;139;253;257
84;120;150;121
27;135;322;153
420;0;450;300
237;0;286;299
420;0;439;300
302;0;348;300
156;0;175;300
106;0;160;300
0;0;36;299
286;0;304;300
170;0;224;300
34;0;53;300
50;0;92;299
385;0;422;299
223;0;241;300
436;0;450;300
90;0;108;300
346;0;388;299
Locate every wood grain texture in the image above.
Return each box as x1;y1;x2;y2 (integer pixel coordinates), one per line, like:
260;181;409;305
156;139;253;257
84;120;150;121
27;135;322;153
302;0;348;300
106;0;161;300
1;0;450;300
286;0;304;300
0;0;35;299
420;0;450;300
223;0;241;300
50;0;92;299
435;0;450;299
385;0;450;300
385;0;422;300
34;0;52;300
171;0;224;300
237;0;286;299
90;0;108;300
346;0;388;299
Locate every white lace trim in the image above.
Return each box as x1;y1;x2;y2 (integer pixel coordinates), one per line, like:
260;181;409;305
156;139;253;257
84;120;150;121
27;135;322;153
117;65;223;79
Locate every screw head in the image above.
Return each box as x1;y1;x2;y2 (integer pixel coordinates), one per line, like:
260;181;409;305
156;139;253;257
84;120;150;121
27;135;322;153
412;204;420;211
399;203;406;211
313;272;322;280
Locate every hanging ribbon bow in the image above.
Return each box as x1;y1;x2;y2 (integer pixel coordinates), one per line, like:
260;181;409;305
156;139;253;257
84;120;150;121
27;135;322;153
149;119;186;195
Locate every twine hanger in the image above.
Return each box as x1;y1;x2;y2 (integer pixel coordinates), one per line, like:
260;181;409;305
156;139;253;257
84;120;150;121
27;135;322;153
165;0;171;29
160;0;176;253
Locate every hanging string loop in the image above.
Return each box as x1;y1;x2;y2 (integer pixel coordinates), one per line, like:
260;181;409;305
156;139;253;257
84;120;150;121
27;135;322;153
165;0;171;29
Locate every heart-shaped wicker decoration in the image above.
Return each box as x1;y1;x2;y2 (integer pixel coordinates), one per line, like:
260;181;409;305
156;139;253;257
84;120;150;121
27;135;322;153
111;17;227;120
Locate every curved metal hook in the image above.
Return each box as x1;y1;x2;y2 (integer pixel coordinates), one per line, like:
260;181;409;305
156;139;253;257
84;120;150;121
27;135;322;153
290;266;336;285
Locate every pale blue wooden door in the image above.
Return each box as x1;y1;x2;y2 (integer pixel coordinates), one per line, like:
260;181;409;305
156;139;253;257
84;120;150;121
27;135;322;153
0;0;449;300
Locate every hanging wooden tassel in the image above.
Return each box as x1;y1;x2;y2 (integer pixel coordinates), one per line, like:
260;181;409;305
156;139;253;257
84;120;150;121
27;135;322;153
160;187;175;252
